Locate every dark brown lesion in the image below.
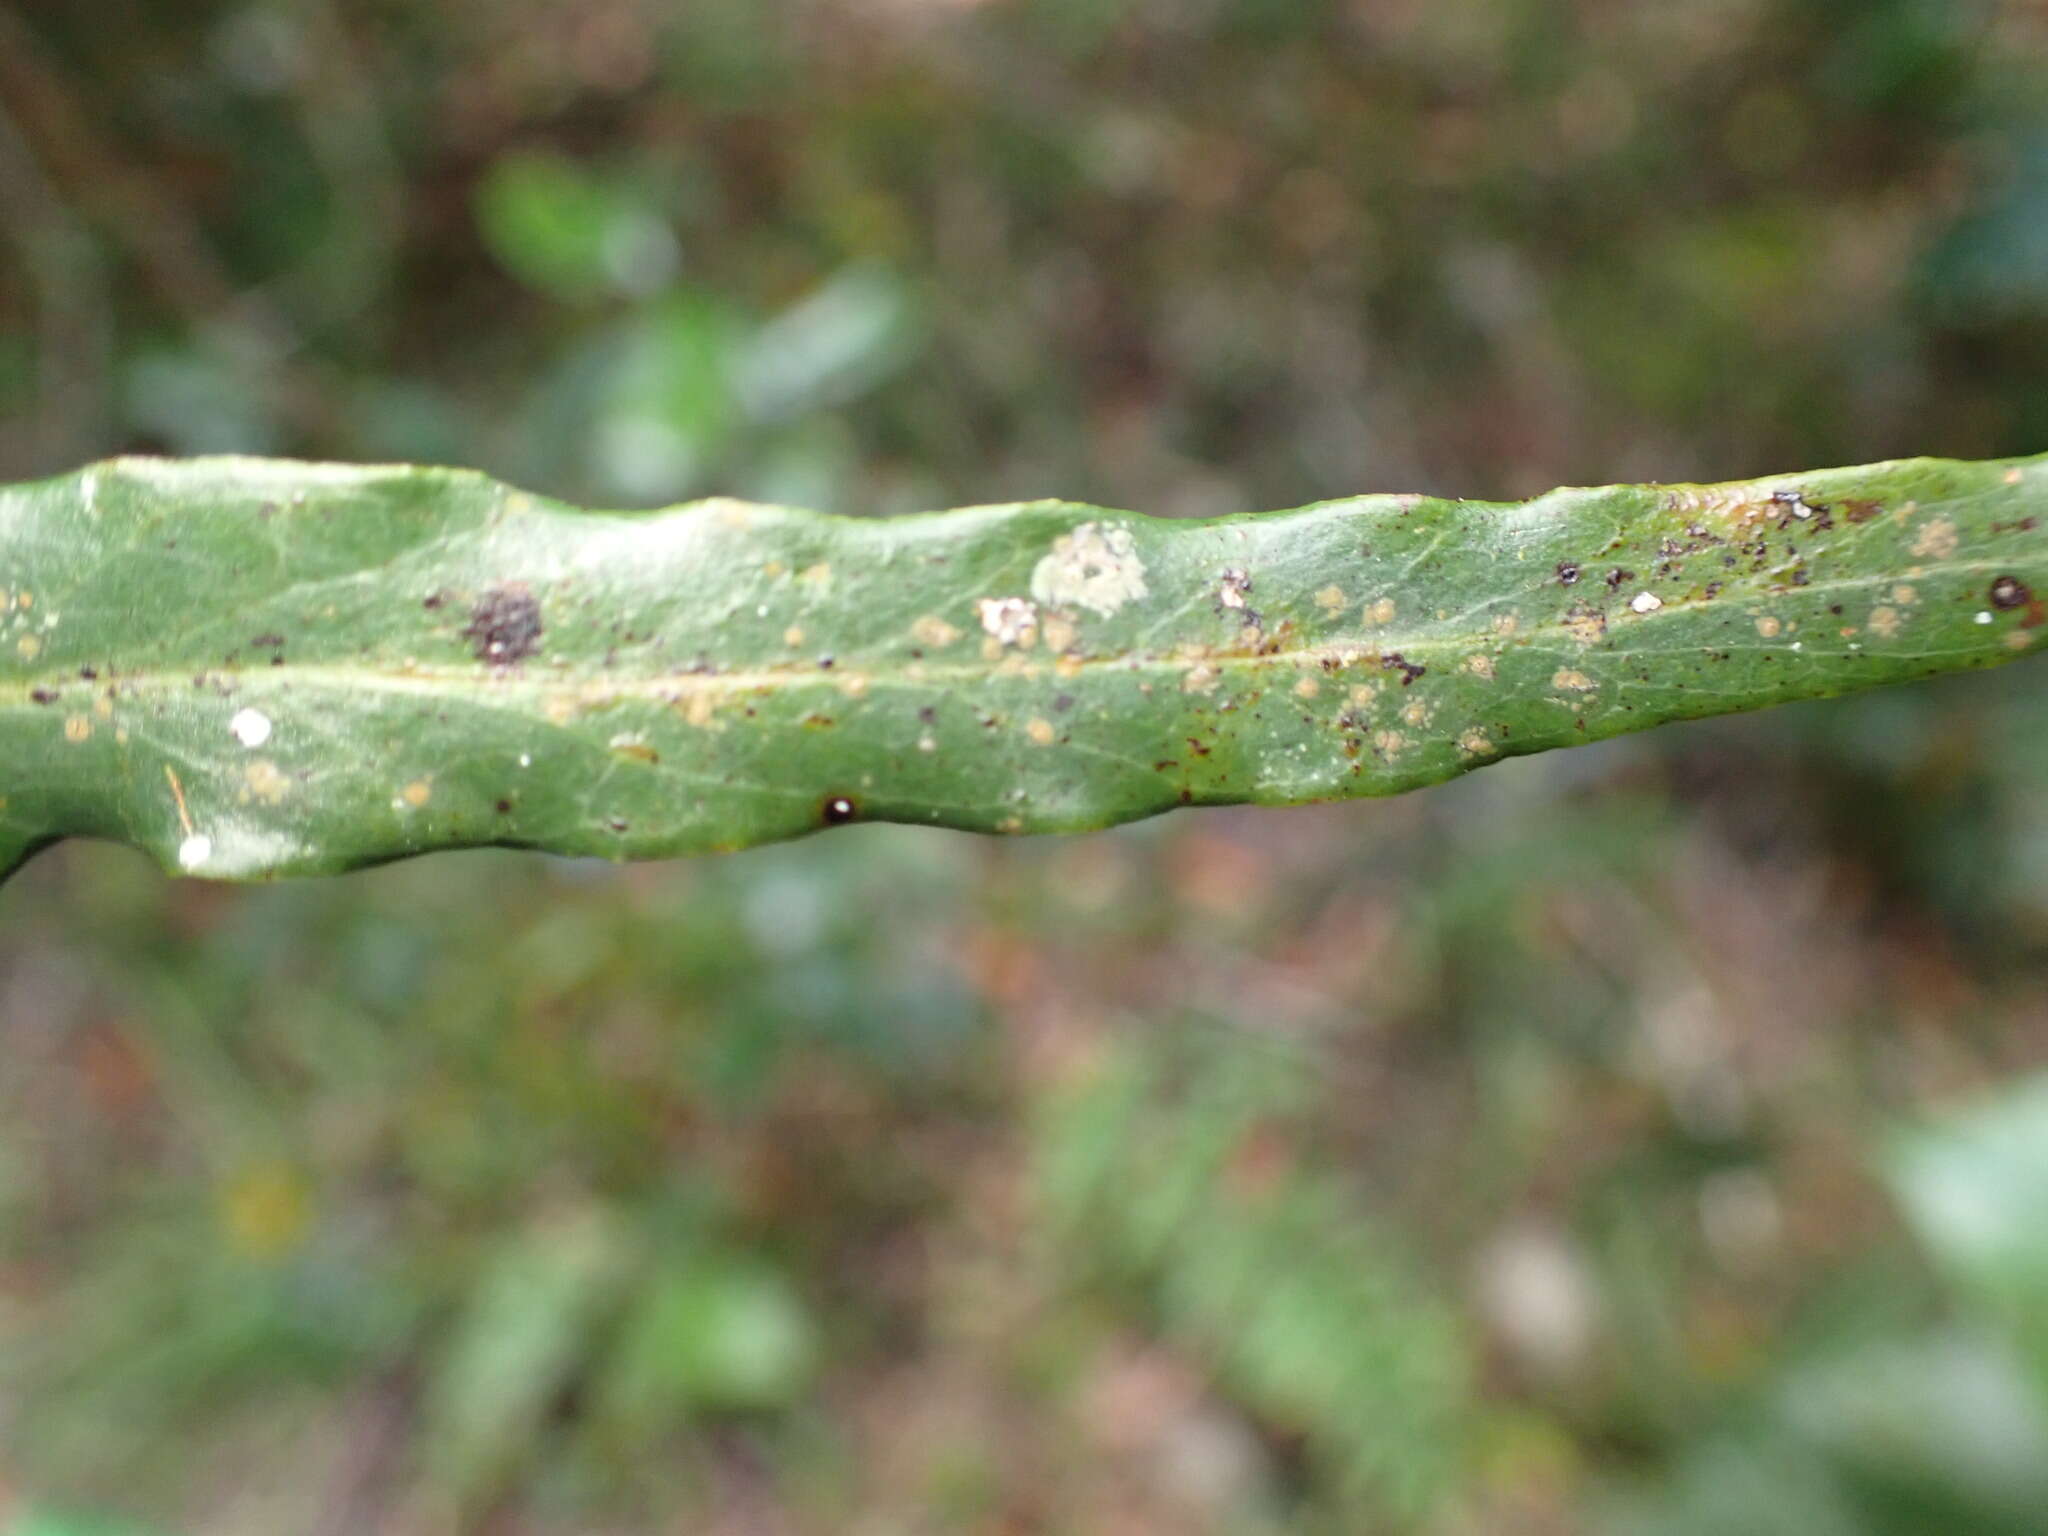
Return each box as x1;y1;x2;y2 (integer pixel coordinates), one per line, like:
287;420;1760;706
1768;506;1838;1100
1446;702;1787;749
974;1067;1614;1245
1379;652;1426;686
463;583;543;666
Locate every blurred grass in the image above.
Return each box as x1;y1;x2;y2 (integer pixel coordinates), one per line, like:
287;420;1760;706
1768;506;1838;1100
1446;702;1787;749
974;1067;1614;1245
4;1;2048;1531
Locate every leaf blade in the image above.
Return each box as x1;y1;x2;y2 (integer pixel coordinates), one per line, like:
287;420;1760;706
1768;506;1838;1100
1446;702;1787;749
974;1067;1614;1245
2;453;2043;879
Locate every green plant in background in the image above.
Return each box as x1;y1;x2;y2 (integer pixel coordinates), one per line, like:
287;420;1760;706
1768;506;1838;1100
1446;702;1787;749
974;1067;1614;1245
1;453;2042;880
1037;1033;1469;1519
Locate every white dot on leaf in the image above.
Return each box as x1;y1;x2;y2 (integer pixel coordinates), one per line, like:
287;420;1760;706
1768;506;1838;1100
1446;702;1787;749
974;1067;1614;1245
229;707;272;748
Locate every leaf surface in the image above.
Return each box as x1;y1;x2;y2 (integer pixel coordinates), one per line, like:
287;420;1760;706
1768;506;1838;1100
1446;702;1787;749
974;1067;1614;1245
2;454;2044;879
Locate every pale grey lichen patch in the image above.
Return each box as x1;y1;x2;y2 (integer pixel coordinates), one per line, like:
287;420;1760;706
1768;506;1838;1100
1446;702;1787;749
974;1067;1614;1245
977;596;1038;648
1030;522;1149;617
1911;518;1959;561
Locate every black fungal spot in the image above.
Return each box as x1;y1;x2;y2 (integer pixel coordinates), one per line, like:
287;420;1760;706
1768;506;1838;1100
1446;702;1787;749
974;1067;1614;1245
29;688;57;704
1605;568;1636;592
495;798;513;814
250;633;285;650
1556;562;1581;585
464;584;543;665
606;817;630;833
1379;651;1426;686
822;796;858;825
1991;575;2032;610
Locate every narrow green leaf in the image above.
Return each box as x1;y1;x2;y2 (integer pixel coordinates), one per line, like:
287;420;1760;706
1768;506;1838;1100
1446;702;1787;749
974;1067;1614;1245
1;453;2043;880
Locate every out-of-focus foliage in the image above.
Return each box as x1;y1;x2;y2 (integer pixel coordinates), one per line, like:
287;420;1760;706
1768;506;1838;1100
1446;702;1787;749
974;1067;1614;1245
3;1;2048;1531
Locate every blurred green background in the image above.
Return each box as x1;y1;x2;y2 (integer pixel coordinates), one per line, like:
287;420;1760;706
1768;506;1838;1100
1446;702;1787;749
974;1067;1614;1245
4;1;2048;1531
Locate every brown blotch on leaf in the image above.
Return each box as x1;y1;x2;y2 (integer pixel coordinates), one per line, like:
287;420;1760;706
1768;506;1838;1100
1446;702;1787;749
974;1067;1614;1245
464;583;543;666
1990;575;2032;611
1379;652;1426;686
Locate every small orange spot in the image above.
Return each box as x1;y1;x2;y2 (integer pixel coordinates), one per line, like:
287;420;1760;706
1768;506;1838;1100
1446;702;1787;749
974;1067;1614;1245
245;759;289;803
402;779;432;807
911;614;961;649
219;1163;310;1262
